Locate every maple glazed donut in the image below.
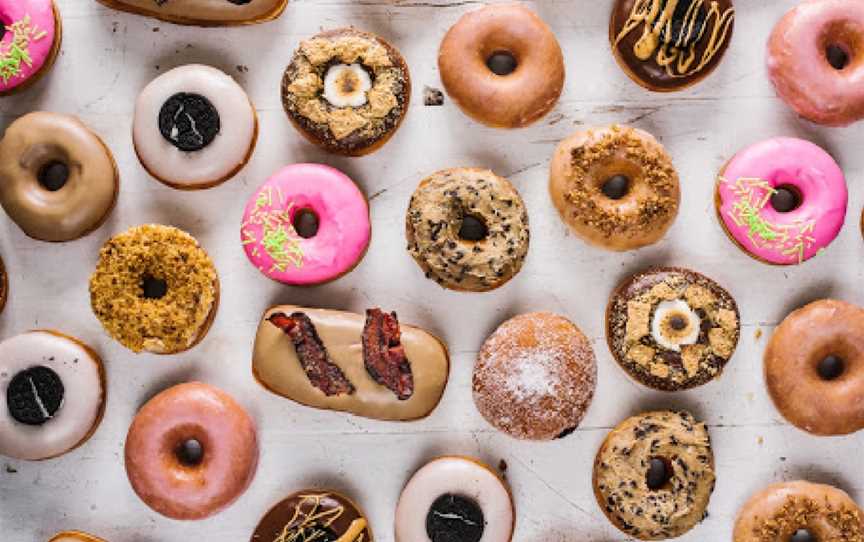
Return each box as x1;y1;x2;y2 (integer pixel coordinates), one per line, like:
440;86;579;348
95;0;287;26
0;0;61;96
49;532;107;542
125;382;258;520
438;3;564;128
251;490;373;542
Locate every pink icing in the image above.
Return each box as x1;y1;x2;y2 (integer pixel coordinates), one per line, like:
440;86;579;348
717;137;847;265
241;163;371;285
0;0;56;93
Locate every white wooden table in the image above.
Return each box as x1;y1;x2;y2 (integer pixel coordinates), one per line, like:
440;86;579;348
1;1;863;540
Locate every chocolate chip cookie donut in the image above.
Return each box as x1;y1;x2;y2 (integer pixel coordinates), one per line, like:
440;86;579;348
252;490;373;542
593;410;716;540
606;267;740;391
406;167;529;292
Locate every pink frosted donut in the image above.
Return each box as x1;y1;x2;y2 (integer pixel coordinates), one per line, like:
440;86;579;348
0;0;60;95
715;137;847;265
124;382;258;520
767;0;864;126
241;163;371;286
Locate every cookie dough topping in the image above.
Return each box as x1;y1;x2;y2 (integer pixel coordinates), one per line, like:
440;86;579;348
323;64;372;108
6;366;64;425
0;16;48;84
362;308;414;400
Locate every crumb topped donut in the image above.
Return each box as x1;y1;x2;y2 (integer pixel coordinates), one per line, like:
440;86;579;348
0;0;62;96
593;410;716;540
95;0;287;26
549;125;680;251
406;168;529;292
89;225;219;354
282;28;410;156
252;490;373;542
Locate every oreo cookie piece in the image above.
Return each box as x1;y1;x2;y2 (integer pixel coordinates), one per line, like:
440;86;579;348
7;366;64;425
426;493;485;542
158;92;221;152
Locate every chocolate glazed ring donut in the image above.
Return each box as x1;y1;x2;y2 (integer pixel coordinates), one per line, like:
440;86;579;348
252;490;373;542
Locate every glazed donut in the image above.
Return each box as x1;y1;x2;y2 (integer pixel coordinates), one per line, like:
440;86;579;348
438;3;564;128
395;456;514;542
734;481;864;541
768;0;864;126
610;0;735;92
281;28;410;156
549;125;680;251
133;64;257;189
125;382;258;520
49;531;106;542
95;0;286;26
593;410;715;540
89;224;219;354
252;490;373;542
0;331;105;461
716;138;847;265
0;112;118;242
406;168;529;292
765;299;864;435
473;312;596;441
241;164;371;285
0;0;61;96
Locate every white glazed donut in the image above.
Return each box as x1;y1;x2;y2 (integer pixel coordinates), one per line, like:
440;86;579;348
395;456;514;542
0;331;105;461
133;64;257;189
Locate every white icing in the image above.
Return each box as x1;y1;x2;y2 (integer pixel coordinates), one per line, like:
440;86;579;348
651;299;700;352
323;64;371;108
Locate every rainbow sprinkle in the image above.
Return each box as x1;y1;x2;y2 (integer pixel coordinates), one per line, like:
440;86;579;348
0;16;48;84
242;186;305;273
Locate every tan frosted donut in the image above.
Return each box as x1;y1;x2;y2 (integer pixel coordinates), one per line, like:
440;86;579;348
0;112;118;242
438;3;564;128
94;0;287;26
49;531;106;542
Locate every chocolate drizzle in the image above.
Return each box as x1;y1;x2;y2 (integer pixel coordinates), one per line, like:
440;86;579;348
362;308;414;400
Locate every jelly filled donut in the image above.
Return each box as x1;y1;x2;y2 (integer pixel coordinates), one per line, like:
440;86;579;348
395;456;514;542
0;331;105;461
241;164;371;286
549;125;680;251
281;28;410;156
438;3;564;128
716;138;847;265
765;299;864;436
473;312;596;440
125;382;258;520
768;0;864;126
49;531;107;542
0;0;61;96
594;410;716;540
95;0;287;26
406;168;529;292
133;64;257;189
252;490;373;542
90;225;219;354
0;112;118;242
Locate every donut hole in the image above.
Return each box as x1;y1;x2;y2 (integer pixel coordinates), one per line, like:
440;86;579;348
292;208;320;239
458;214;489;242
770;185;802;213
37;161;70;192
790;529;818;542
826;44;851;70
817;355;845;381
175;438;204;467
426;493;485;542
141;274;168;300
646;456;674;491
601;175;631;200
486;51;518;76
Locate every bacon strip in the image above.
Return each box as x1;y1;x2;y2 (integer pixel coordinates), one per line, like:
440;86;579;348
362;308;414;400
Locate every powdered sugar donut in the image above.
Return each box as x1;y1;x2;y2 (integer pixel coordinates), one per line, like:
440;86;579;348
0;0;61;96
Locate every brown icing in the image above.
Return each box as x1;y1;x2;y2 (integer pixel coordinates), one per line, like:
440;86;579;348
94;0;287;25
252;491;372;542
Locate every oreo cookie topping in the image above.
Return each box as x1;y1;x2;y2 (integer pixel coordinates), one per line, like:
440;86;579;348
426;494;485;542
362;308;414;400
158;92;221;152
7;366;64;425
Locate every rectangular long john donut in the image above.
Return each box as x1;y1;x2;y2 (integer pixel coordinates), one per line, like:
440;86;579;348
95;0;288;26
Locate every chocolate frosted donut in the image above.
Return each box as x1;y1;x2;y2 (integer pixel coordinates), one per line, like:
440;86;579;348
252;490;373;542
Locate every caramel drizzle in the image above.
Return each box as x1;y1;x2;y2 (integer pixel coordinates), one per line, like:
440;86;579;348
273;494;367;542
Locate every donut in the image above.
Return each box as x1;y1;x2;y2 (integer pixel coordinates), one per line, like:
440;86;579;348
49;532;106;542
406;168;529;292
89;224;219;355
0;331;105;461
0;254;8;315
95;0;287;26
610;0;735;92
0;0;61;96
281;28;410;156
593;410;715;540
241;164;371;286
765;299;864;436
549;125;680;251
768;0;864;126
438;3;564;128
606;267;740;391
253;305;450;421
133;64;257;189
0;112;118;242
395;456;514;542
716;138;847;265
473;312;596;441
125;382;258;520
252;490;373;542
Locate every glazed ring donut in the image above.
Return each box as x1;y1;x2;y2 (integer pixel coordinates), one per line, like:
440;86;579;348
89;224;219;355
593;410;716;540
765;299;864;435
0;331;106;461
549;125;680;251
0;0;62;96
406;168;529;292
125;382;258;520
252;490;373;541
49;532;106;542
395;456;514;542
94;0;287;26
733;481;864;541
0;112;118;242
133;64;257;189
438;3;564;128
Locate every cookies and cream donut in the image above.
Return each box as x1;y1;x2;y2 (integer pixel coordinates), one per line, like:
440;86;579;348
395;456;514;542
0;0;61;96
0;331;105;461
252;490;373;542
281;28;410;156
593;410;716;540
49;531;106;542
133;64;257;189
406;168;529;292
95;0;287;26
473;312;597;441
0;112;118;242
253;305;450;421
